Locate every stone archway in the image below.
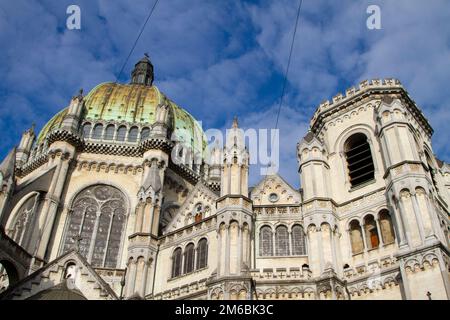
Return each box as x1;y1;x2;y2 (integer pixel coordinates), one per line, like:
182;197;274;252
0;226;32;291
0;259;19;292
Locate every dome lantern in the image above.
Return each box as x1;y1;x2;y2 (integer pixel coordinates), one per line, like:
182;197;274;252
130;53;154;86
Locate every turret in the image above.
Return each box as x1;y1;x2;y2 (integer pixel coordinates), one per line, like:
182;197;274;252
16;124;35;165
61;89;85;133
298;131;341;282
130;54;154;86
297;131;330;201
376;96;444;248
151;98;171;138
221;117;249;197
209;117;253;300
208;142;222;182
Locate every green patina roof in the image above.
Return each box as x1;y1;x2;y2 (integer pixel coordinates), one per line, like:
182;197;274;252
36;82;207;156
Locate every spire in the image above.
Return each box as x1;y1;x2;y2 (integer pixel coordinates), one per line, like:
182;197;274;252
30;122;36;134
130;54;154;86
232;116;239;128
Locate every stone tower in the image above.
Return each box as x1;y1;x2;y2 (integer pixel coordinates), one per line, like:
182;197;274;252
207;118;254;300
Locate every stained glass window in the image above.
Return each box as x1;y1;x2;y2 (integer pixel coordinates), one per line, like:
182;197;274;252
104;124;115;140
128;127;139;142
184;243;195;274
92;124;104;139
116;126;127;141
172;248;182;278
275;225;289;256
141;127;150;140
291;225;306;255
196;238;208;269
259;226;273;256
82;123;92;138
8;193;38;246
62;185;127;268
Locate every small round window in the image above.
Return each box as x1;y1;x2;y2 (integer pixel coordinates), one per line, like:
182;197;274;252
268;193;279;203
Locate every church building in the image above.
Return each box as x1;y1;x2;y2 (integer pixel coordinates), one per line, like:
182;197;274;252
0;57;449;300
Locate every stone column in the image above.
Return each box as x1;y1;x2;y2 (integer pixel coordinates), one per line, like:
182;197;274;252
217;227;222;276
330;228;338;271
150;204;161;235
225;224;230;275
35;153;72;261
142;198;154;234
126;259;137;297
397;196;415;248
391;201;407;247
237;225;242;273
134;202;145;233
410;192;425;243
317;226;324;274
375;218;384;247
361;223;368;252
424;194;442;241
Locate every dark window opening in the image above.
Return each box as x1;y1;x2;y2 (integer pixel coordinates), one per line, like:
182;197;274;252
183;243;195;274
196;238;208;270
116;126;127;142
172;248;182;278
345;133;375;187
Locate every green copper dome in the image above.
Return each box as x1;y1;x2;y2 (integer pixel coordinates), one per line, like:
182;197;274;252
36;82;207;157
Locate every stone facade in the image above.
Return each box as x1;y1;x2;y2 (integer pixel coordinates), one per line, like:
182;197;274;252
0;60;449;300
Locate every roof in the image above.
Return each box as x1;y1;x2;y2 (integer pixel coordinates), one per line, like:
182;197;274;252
36;82;207;157
26;281;87;300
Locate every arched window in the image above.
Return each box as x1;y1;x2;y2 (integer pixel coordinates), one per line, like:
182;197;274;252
291;225;306;255
116;126;127;142
92;124;104;140
259;226;273;256
275;225;289;256
184;243;195;274
196;238;208;270
141;127;150;140
379;210;395;244
82;123;92;138
62;185;127;268
7;193;39;247
344;133;375;187
364;215;379;249
104;124;115;140
171;248;182;278
349;220;364;254
128;127;139;142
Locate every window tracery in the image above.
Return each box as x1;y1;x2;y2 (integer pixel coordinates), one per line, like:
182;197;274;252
62;185;127;268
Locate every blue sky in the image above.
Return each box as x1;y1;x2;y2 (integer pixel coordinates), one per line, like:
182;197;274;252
0;0;449;188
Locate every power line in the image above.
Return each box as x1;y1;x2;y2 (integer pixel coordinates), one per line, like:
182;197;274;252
252;0;304;297
114;0;160;83
274;0;303;130
258;0;304;204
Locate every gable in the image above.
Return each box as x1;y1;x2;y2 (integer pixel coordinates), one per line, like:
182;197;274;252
163;181;218;234
0;250;118;300
250;174;301;206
